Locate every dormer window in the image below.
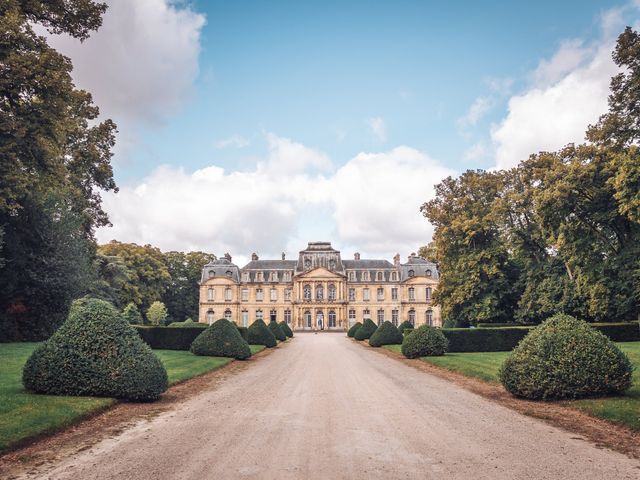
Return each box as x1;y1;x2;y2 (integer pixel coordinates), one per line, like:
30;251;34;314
208;270;215;279
376;271;383;281
270;271;278;282
283;271;291;281
242;272;250;282
256;272;264;282
225;270;232;277
391;271;398;281
426;269;432;277
349;271;356;281
362;271;370;281
408;269;415;277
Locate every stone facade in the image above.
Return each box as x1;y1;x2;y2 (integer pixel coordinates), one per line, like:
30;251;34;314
199;241;441;331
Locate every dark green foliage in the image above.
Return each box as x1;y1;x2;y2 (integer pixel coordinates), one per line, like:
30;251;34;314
401;325;449;358
167;321;207;328
397;321;414;334
268;320;287;341
369;321;403;347
403;328;414;336
247;320;277;348
443;327;530;352
190;320;251;360
279;321;294;338
590;322;640;342
354;319;377;341
500;314;633;400
135;326;205;350
347;322;362;338
22;299;168;401
236;326;249;342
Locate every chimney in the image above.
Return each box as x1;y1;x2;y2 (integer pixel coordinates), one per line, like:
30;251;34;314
224;252;232;262
251;252;259;261
282;252;286;261
393;253;400;266
354;252;361;260
408;252;416;262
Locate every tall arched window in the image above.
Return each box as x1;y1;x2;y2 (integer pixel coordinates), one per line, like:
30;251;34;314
426;287;432;301
377;308;384;325
270;309;277;322
206;309;215;324
304;310;312;328
328;310;336;328
224;309;232;321
316;284;324;301
408;287;415;301
303;284;311;301
328;284;336;300
207;287;214;301
408;309;415;326
426;309;433;326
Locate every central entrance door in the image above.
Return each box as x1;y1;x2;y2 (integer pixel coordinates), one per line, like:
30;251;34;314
316;311;324;330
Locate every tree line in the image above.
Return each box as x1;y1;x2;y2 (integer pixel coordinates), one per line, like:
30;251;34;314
422;27;640;327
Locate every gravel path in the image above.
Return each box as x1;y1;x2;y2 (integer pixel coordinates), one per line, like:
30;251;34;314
29;333;640;479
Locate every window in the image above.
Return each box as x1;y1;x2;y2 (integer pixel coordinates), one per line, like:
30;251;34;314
408;269;415;277
207;287;214;301
409;287;415;301
408;309;415;325
284;271;291;281
284;288;292;301
363;308;371;320
256;309;263;321
392;309;399;326
349;309;356;321
303;284;311;301
377;287;384;301
270;309;277;322
426;269;432;277
242;272;250;282
284;309;292;324
426;287;432;301
426;310;433;326
328;284;336;301
224;309;232;321
376;271;383;281
256;272;263;282
241;310;248;327
256;288;263;301
270;271;278;282
316;284;324;301
225;287;232;301
391;271;398;281
363;288;370;301
362;271;370;281
349;271;356;281
208;270;215;279
348;288;356;301
329;310;336;328
377;308;384;324
329;259;336;270
270;288;277;301
391;288;398;300
206;309;214;324
241;288;249;301
304;310;312;328
226;270;233;277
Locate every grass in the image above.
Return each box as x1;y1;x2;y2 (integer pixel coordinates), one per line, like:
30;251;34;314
384;342;640;430
0;342;263;452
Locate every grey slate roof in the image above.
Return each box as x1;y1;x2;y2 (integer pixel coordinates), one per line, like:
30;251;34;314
241;260;297;270
342;260;394;269
399;256;439;281
201;258;241;283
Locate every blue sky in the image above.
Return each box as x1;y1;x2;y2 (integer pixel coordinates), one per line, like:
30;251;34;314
50;0;638;262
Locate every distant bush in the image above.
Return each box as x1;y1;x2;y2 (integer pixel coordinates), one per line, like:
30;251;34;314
167;320;208;328
354;319;377;341
236;325;249;342
279;321;294;338
146;301;168;326
397;320;414;334
190;319;251;359
247;319;277;348
500;314;633;400
23;298;168;401
122;303;143;325
347;322;362;338
369;321;403;347
268;320;287;341
401;325;449;358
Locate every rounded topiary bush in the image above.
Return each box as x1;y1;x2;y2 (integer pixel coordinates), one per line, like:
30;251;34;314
369;321;403;347
499;314;633;400
190;319;251;359
22;298;168;401
279;321;294;338
247;319;277;348
401;325;448;358
268;320;287;341
397;320;414;334
354;319;378;341
347;322;362;338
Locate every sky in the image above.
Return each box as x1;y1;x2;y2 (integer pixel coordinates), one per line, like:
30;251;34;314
45;0;640;265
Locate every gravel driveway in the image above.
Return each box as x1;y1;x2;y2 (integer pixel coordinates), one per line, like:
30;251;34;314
29;333;640;479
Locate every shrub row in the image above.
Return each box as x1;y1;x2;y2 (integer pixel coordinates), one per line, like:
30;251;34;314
134;325;204;350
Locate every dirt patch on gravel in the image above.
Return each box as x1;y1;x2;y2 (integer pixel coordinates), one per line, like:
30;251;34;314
0;347;275;477
365;342;640;460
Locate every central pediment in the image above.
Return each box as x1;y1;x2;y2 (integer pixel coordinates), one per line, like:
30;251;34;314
295;267;344;280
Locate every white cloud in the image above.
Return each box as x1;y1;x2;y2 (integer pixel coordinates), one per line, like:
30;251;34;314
43;0;205;156
463;142;488;161
531;39;594;87
458;97;493;128
367;117;387;142
215;134;250;149
97;135;453;260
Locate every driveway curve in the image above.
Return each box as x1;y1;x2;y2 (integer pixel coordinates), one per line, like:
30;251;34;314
27;333;640;479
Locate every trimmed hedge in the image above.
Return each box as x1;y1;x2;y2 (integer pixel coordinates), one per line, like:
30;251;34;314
500;314;633;400
347;322;362;338
369;321;403;347
401;325;449;358
236;326;249;342
268;320;287;341
247;319;277;348
591;322;640;342
191;319;251;359
402;328;414;336
23;298;168;401
354;319;378;341
167;320;207;328
397;320;414;334
135;326;205;350
279;321;294;338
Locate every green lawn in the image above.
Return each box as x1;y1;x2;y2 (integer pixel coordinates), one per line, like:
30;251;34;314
384;342;640;430
0;343;261;452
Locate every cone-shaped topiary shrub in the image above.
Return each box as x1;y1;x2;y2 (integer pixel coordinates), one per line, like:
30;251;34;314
354;319;378;341
247;319;277;348
347;322;362;338
279;321;294;338
22;298;168;401
369;321;404;347
397;320;414;334
190;319;252;359
499;314;633;400
268;320;287;341
401;325;448;358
